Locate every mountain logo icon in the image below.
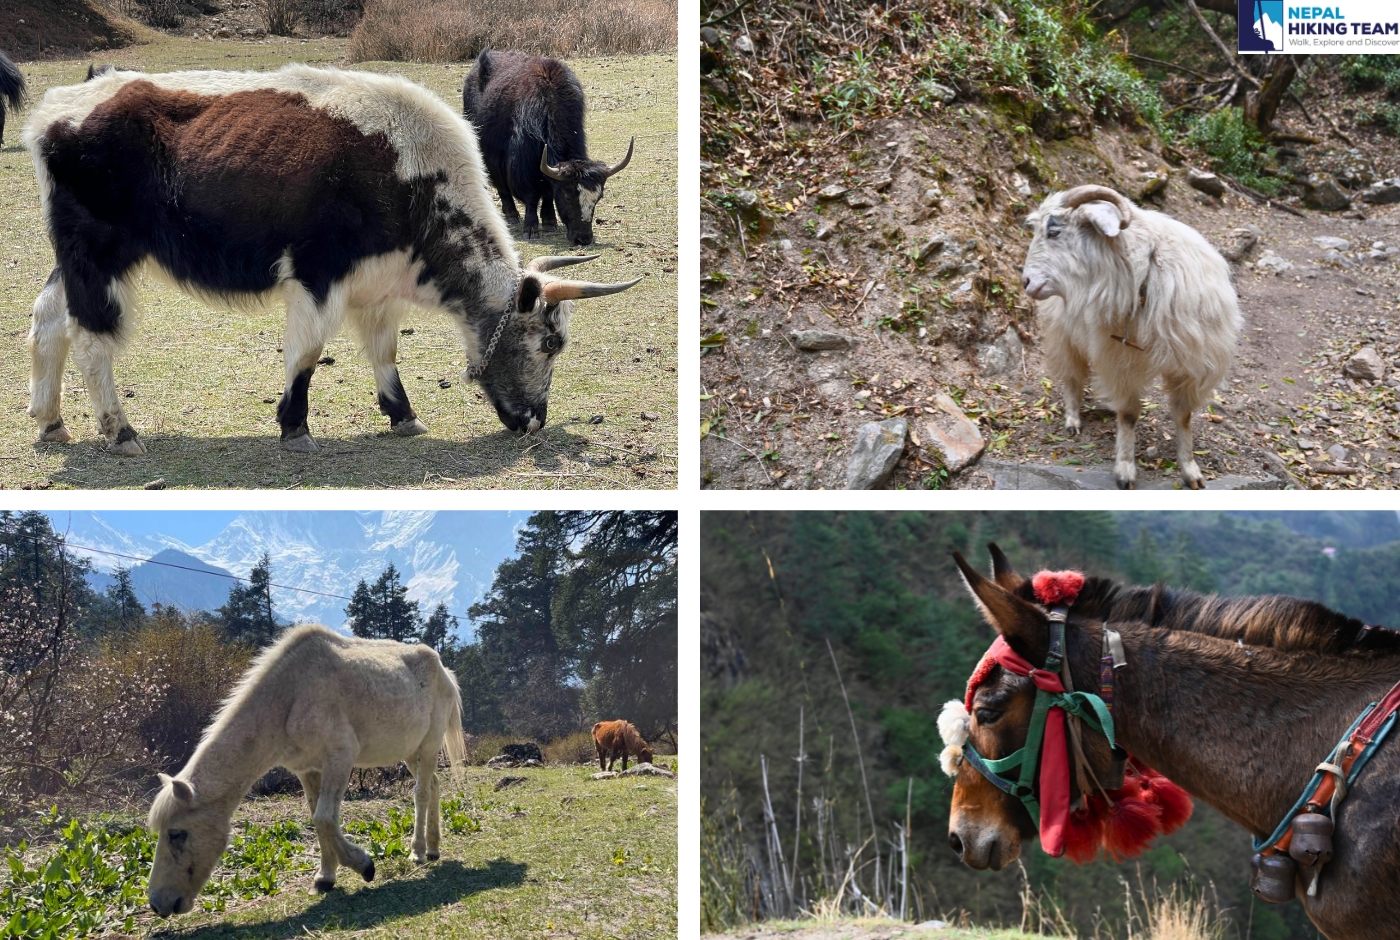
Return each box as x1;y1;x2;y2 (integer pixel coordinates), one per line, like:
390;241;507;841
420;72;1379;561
1239;0;1284;52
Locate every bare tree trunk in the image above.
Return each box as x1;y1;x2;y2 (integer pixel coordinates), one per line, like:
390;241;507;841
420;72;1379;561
1246;55;1301;135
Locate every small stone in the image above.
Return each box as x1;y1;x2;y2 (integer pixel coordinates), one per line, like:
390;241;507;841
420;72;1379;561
1298;440;1316;451
1344;347;1385;382
845;417;908;489
438;378;453;389
792;330;850;351
589;415;605;424
733;33;755;53
815;225;834;241
1146;446;1159;459
143;478;167;490
1221;225;1262;263
1255;251;1294;274
1138;171;1168;200
817;184;850;201
920;187;941;207
1313;236;1351;251
917;232;950;262
846;189;878;209
1187;168;1226;197
1304;174;1351;212
1011;172;1033;197
699;26;720;46
779;239;792;251
924;82;956;103
921;394;986;473
1327;443;1350;464
978;326;1023;376
872;176;893;192
640;411;658;420
732;188;772;236
1323;248;1356;269
1362;178;1400;205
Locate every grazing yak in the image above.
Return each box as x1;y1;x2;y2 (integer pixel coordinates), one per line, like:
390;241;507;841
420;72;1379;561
463;49;633;247
592;719;654;772
0;50;26;146
24;65;640;455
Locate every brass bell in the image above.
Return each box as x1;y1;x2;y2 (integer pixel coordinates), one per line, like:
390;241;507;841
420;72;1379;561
1288;812;1334;869
1251;852;1297;904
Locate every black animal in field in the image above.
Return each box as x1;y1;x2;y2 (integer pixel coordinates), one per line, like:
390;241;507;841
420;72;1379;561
463;49;633;247
0;50;27;146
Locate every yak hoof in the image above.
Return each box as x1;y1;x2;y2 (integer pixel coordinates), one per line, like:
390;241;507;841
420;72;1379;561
426;851;440;862
282;433;319;454
38;422;72;444
393;417;430;437
361;860;376;883
109;434;146;457
313;877;337;894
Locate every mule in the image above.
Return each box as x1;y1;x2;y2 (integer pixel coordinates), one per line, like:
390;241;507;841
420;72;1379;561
146;625;465;917
946;545;1400;940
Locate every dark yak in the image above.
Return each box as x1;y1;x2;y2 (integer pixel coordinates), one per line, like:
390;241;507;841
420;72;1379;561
463;49;633;247
0;50;26;146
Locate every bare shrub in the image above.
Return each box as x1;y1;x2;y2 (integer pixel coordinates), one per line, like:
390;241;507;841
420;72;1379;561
542;730;595;765
300;0;363;35
264;0;300;36
463;732;518;765
142;0;182;28
347;0;677;63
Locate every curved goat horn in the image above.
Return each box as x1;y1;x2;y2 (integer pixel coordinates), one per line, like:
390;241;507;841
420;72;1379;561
540;147;567;181
526;254;600;273
542;277;643;304
1060;185;1134;228
607;137;635;177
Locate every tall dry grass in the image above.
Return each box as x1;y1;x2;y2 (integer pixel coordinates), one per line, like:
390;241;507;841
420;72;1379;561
347;0;677;63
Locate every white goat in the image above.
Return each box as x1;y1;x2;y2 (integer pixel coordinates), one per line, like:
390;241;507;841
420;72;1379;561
1020;185;1241;489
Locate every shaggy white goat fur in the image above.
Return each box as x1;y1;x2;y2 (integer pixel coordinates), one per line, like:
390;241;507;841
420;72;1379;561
1021;186;1241;489
938;699;970;776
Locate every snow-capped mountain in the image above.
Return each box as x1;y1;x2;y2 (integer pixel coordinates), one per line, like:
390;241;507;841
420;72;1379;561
51;511;521;637
89;549;241;615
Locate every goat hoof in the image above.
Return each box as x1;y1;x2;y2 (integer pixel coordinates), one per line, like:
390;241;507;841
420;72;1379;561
313;878;337;894
108;434;146;457
361;860;375;883
38;421;72;443
393;417;430;437
1116;478;1135;490
282;432;319;454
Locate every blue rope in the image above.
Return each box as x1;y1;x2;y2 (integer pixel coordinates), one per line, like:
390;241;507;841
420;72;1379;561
1252;705;1399;852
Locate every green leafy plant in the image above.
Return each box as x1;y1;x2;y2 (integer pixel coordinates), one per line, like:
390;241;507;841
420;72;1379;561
1186;108;1281;195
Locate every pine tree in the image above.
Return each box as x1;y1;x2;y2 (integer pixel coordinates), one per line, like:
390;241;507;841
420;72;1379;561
420;602;457;651
219;553;279;647
346;563;419;642
105;567;146;634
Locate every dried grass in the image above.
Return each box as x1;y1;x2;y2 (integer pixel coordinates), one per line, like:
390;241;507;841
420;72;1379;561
347;0;676;63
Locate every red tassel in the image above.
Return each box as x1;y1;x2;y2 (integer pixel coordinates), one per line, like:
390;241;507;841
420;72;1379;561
1137;767;1193;834
1102;776;1164;861
1032;570;1086;606
1062;803;1105;864
963;649;999;710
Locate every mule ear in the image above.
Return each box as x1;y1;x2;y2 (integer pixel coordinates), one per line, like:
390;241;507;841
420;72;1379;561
987;542;1024;592
1078;201;1123;238
160;773;195;805
953;550;1050;664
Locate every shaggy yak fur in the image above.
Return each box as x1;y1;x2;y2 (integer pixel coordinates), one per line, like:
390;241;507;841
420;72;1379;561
24;65;639;454
463;49;633;247
592;719;655;771
1021;185;1242;489
0;50;26;146
947;543;1400;940
146;625;465;917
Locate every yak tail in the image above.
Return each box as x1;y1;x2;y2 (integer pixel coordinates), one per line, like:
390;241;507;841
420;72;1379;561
0;51;27;112
441;663;466;774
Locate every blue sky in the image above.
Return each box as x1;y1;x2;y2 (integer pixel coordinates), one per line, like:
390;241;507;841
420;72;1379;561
46;510;242;546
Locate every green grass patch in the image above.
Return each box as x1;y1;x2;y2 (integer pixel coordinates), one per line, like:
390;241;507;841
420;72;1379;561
1184;107;1281;195
0;36;676;489
2;765;675;939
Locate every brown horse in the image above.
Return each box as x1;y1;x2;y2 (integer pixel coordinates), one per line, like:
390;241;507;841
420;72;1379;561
592;720;654;771
947;544;1400;940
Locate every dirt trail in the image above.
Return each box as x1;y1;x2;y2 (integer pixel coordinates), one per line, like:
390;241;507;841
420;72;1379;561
700;114;1400;490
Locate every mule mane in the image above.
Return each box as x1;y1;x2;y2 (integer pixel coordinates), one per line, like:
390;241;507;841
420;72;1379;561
1019;575;1400;656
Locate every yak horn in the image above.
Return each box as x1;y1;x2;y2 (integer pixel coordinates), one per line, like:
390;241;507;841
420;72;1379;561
542;277;643;304
607;137;635;177
540;147;567;180
527;254;600;273
1060;185;1133;227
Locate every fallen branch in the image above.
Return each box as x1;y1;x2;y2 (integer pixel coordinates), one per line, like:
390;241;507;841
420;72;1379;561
1185;0;1261;90
1286;90;1314;124
1271;133;1318;145
851;278;878;316
1124;52;1218;83
1216;171;1307;218
1323;112;1355;147
1311;464;1361;475
701;0;758;27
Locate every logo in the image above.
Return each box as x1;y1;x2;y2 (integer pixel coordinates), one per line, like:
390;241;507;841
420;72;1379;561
1239;0;1285;52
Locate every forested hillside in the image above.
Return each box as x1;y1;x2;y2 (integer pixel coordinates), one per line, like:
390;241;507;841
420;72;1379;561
701;511;1400;939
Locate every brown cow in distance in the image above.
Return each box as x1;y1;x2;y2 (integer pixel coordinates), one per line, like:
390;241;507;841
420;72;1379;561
592;720;654;771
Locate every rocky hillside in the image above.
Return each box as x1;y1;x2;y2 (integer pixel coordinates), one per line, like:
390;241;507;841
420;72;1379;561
699;1;1400;490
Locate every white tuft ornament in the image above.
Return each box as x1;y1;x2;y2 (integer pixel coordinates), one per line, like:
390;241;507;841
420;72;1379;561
940;744;965;777
938;699;970;748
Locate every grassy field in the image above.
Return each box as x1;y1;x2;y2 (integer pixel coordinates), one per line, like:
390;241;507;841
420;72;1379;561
2;763;677;938
0;37;677;489
705;920;1054;940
